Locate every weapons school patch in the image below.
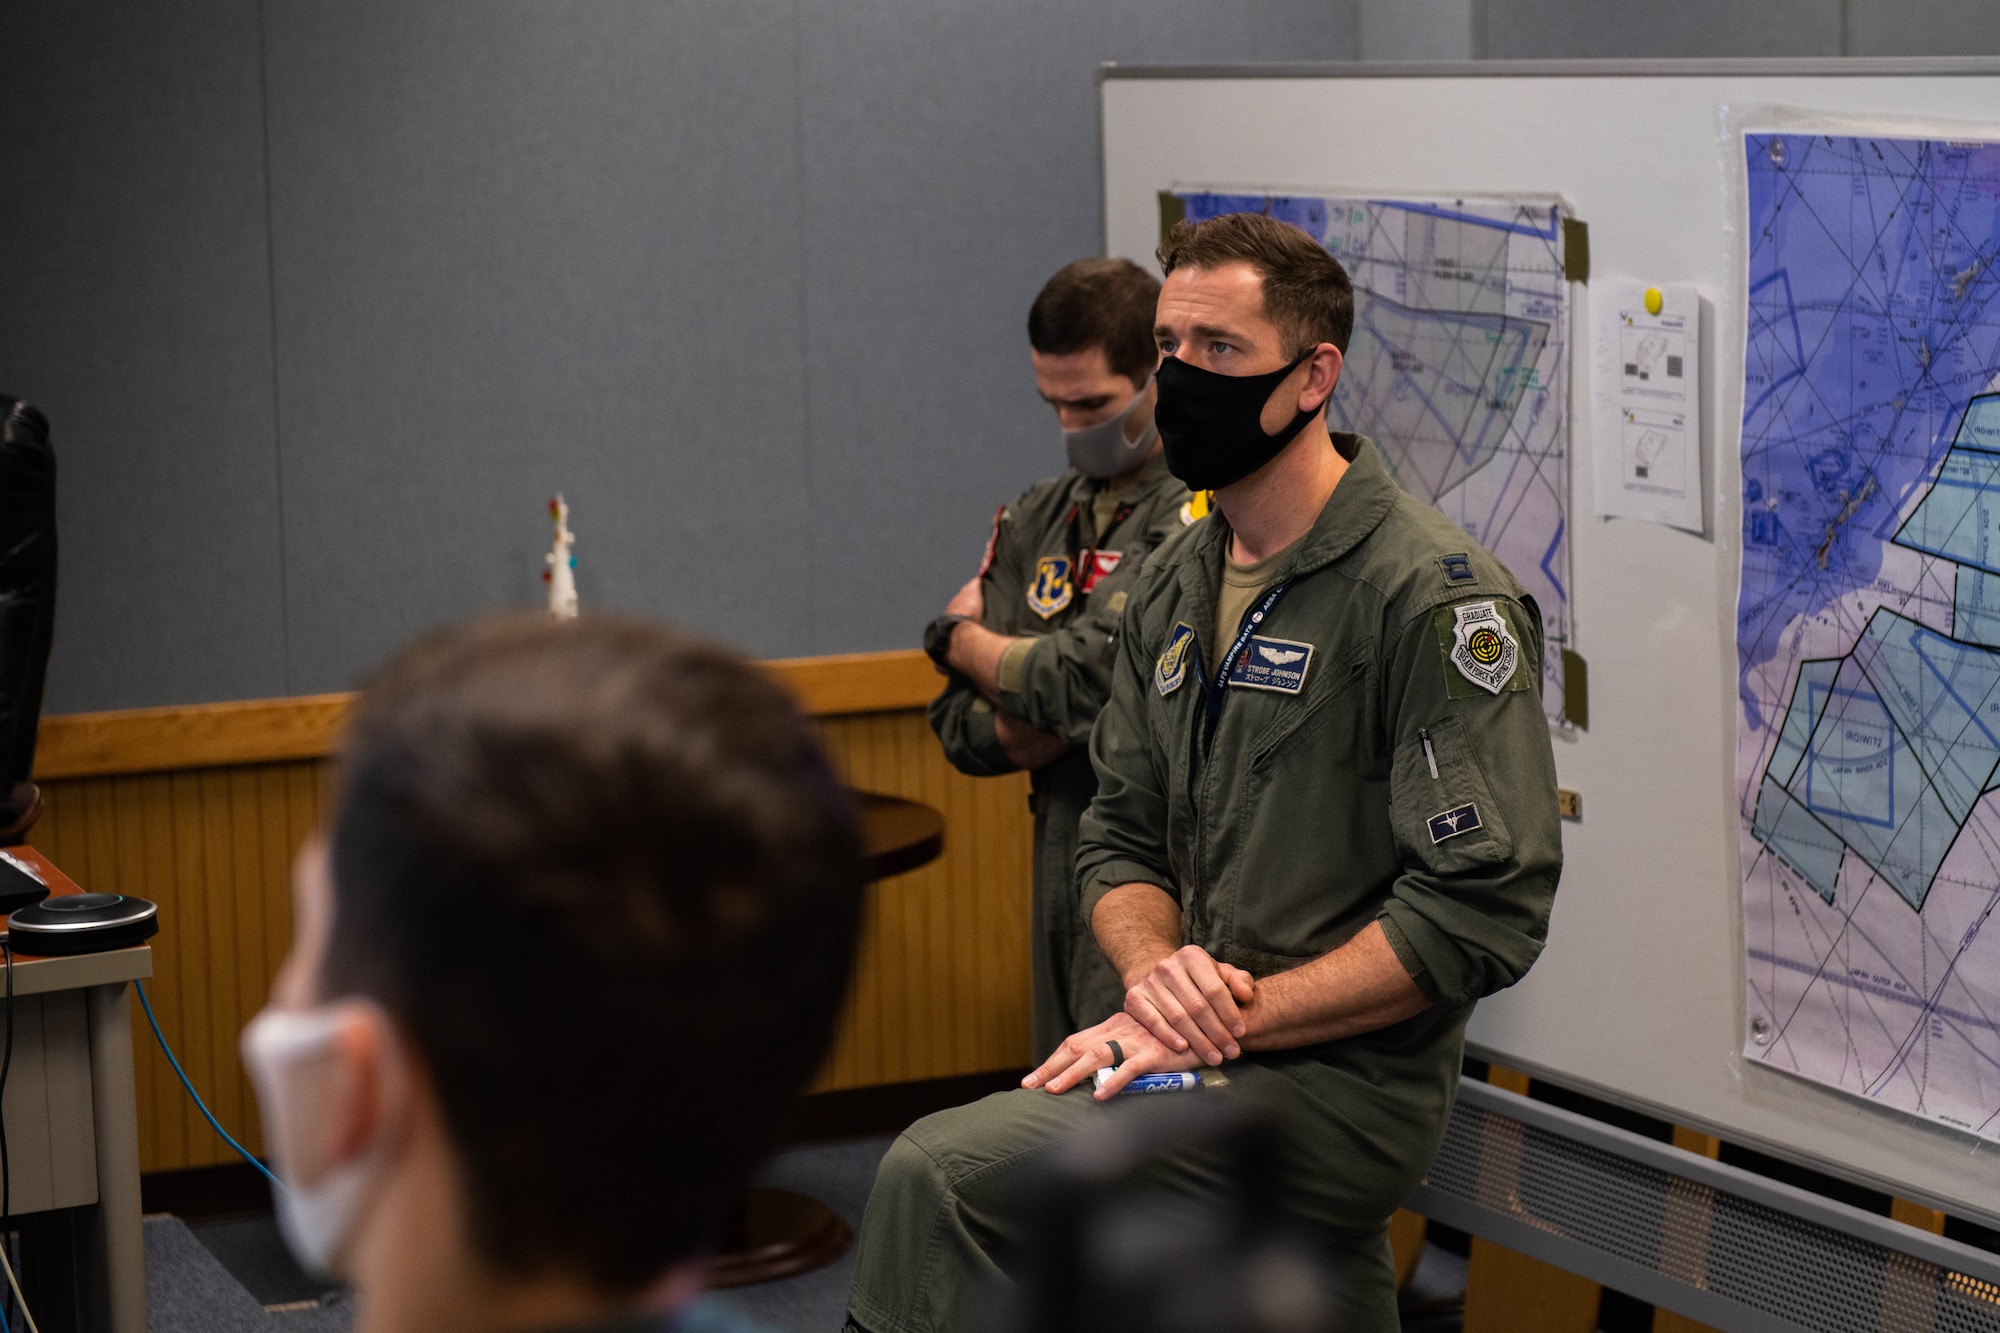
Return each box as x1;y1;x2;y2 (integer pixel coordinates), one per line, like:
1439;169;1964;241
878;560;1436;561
1156;622;1196;696
1427;802;1482;844
1080;549;1123;594
1179;491;1213;526
1026;555;1074;619
1224;635;1314;694
1439;600;1521;696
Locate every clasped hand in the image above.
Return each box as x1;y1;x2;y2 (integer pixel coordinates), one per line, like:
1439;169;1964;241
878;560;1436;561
1125;944;1255;1066
1021;945;1256;1100
1021;1011;1203;1099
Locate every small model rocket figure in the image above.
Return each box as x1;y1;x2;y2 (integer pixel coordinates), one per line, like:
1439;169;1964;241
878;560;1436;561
543;494;578;619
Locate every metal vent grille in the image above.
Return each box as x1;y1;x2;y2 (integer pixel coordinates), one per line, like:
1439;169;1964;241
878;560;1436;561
1408;1081;2000;1333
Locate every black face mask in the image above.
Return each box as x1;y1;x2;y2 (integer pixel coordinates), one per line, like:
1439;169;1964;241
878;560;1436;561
1155;350;1319;491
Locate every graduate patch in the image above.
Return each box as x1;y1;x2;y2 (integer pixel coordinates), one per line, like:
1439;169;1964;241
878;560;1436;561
1224;635;1314;694
1179;491;1213;526
1079;549;1123;594
1026;556;1073;619
1441;600;1520;695
1427;802;1483;844
1156;622;1196;696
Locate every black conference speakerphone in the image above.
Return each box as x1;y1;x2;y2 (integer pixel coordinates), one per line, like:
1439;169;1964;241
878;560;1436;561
0;852;159;954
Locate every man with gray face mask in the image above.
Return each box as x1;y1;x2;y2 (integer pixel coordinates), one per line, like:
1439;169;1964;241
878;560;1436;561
924;258;1194;1059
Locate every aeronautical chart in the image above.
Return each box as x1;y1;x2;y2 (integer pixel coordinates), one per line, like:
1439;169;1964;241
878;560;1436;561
1175;191;1574;721
1737;131;2000;1139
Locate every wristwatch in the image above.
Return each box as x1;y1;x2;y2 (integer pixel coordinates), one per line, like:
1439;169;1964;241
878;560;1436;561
924;614;972;672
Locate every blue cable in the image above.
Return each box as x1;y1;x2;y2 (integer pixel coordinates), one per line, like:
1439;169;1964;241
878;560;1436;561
133;980;283;1192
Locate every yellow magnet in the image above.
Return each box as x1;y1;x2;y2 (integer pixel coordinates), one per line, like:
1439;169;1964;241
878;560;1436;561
1644;286;1664;316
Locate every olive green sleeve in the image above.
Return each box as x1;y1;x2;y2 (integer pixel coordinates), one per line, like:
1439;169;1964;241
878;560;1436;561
1074;591;1178;928
994;591;1123;749
1375;595;1563;1007
926;506;1028;777
927;680;1015;777
997;515;1178;748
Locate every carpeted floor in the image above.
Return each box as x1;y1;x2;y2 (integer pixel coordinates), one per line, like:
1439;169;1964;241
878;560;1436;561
142;1134;1482;1332
143;1137;898;1332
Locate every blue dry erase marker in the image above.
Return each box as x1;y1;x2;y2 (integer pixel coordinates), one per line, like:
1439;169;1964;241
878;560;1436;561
1093;1069;1201;1095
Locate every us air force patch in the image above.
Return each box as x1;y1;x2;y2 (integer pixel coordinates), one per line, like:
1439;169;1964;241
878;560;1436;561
1446;601;1519;695
1026;556;1073;619
1156;623;1196;696
1225;635;1313;694
1427;802;1482;844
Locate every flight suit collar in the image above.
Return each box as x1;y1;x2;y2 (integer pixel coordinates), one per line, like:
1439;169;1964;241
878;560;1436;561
1192;433;1398;580
1062;446;1176;509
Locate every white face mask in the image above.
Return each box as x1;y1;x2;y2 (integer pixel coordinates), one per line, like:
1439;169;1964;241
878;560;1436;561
1063;379;1157;480
240;1002;399;1279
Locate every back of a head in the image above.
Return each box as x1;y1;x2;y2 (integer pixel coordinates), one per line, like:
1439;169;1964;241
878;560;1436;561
323;614;866;1294
1028;257;1162;386
1156;213;1354;357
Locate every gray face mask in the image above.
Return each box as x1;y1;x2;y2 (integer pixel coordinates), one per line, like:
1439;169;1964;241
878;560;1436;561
1063;382;1157;480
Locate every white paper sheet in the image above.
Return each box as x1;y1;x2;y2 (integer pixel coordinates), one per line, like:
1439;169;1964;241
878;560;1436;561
1591;279;1703;532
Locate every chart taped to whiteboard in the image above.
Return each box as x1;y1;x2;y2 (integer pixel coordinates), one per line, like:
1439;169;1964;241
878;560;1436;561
1592;278;1703;532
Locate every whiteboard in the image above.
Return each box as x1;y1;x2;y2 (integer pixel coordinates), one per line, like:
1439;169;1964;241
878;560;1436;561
1101;58;2000;1222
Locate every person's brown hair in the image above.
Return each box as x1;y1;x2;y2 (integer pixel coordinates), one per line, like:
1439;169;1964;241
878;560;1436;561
323;614;865;1293
1027;257;1162;387
1157;213;1354;356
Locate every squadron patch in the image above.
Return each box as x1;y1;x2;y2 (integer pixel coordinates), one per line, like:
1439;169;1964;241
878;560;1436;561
1026;556;1074;619
1224;635;1314;694
1179;491;1213;526
1156;622;1197;696
1427;802;1483;844
1439;600;1522;696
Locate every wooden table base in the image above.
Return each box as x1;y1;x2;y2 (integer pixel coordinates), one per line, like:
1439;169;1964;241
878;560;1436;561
706;791;938;1289
706;1188;854;1288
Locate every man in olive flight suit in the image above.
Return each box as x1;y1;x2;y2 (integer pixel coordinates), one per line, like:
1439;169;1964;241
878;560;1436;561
926;258;1194;1060
854;215;1562;1333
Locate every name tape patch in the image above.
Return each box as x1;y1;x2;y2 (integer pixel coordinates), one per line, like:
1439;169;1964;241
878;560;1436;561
1224;635;1315;694
1427;802;1483;844
1156;622;1196;696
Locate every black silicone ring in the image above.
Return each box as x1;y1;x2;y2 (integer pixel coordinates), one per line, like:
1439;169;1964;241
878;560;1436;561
1106;1039;1124;1069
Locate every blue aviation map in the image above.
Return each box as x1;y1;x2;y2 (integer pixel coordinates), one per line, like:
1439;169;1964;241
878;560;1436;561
1737;132;2000;1140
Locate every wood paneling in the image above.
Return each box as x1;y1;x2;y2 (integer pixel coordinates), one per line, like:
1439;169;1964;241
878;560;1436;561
32;650;940;780
23;658;1031;1174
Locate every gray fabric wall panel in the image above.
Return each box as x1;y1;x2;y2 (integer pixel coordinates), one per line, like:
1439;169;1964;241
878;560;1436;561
1847;0;2000;55
798;1;1357;652
0;2;287;713
1483;0;1842;58
261;1;813;693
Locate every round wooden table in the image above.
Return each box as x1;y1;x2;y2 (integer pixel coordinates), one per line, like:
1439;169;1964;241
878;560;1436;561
707;790;945;1288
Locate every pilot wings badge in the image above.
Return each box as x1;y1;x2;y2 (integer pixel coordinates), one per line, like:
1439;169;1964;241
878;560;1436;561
1448;601;1518;695
1026;556;1074;619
